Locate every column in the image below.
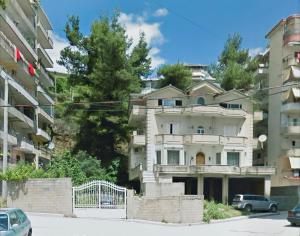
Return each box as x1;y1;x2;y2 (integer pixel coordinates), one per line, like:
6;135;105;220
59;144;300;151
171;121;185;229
2;76;8;199
197;175;204;195
264;176;271;198
145;108;155;171
34;154;39;169
179;149;185;165
222;175;229;204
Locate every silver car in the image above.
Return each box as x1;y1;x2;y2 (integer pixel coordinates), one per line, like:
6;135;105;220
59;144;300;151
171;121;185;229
232;194;278;212
0;208;32;236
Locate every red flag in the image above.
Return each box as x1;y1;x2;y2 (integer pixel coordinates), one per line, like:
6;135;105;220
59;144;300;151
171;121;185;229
28;63;35;76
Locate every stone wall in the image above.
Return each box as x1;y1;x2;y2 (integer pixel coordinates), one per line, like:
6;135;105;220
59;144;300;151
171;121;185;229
143;182;185;197
127;190;203;223
271;186;300;210
7;178;73;216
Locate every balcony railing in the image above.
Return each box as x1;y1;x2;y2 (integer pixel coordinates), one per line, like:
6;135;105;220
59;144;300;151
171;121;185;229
281;102;300;113
0;31;15;59
283;54;300;69
156;134;247;146
154;164;275;176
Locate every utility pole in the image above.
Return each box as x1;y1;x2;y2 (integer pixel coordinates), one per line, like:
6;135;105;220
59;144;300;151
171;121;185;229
2;75;8;199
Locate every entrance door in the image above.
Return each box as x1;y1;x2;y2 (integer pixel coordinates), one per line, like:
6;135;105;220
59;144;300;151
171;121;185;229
196;152;205;165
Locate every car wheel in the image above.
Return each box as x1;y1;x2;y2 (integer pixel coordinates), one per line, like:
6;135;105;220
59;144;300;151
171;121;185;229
244;204;252;212
291;222;296;226
28;229;32;236
270;205;277;213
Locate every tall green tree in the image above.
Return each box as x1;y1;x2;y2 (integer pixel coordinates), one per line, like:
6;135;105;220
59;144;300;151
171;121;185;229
0;0;6;9
58;14;151;170
158;64;192;90
210;33;258;91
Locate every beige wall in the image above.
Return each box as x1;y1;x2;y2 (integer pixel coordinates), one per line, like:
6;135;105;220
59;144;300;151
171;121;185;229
7;178;73;216
127;190;204;223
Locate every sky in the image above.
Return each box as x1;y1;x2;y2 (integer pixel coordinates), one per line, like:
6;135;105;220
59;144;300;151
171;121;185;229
42;0;300;73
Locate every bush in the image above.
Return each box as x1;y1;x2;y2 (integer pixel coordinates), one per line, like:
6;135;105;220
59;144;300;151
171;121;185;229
0;150;119;186
203;200;226;223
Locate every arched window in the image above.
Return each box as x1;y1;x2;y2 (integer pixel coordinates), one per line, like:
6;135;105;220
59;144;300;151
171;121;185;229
197;97;205;105
197;126;205;134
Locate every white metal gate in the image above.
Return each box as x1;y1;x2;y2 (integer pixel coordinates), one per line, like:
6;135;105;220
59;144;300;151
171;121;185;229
72;180;127;219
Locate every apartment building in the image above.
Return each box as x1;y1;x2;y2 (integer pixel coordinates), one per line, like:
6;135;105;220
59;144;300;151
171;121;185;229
128;80;275;203
0;0;54;168
264;15;300;206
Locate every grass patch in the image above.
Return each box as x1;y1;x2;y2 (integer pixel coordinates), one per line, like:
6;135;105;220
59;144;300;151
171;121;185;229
203;200;250;223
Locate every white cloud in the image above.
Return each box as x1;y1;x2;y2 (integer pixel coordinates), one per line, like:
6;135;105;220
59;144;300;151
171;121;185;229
153;8;169;17
249;47;264;58
118;12;166;68
46;34;69;73
149;47;166;68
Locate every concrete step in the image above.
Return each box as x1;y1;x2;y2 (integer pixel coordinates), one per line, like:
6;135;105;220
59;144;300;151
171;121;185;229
142;171;156;183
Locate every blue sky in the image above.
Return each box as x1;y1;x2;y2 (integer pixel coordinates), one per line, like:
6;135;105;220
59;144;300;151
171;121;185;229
43;0;300;72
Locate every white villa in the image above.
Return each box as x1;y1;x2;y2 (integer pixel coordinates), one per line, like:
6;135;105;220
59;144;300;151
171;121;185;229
128;80;275;203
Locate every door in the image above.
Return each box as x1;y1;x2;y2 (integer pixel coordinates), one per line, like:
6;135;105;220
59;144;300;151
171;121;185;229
196;152;205;165
9;211;24;236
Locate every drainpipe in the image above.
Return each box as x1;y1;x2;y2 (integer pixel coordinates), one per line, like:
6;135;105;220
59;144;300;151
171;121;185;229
2;75;8;199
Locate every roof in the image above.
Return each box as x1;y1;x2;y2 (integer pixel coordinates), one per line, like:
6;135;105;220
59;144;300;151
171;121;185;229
143;84;185;99
187;80;224;94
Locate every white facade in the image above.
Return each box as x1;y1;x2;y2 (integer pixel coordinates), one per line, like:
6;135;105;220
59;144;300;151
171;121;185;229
266;15;300;187
0;0;54;167
129;81;275;202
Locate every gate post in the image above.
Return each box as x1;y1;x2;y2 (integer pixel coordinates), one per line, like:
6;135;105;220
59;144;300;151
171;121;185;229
98;181;101;209
72;187;75;213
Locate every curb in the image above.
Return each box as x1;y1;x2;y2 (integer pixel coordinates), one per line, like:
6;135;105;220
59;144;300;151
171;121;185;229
210;212;281;224
26;212;65;218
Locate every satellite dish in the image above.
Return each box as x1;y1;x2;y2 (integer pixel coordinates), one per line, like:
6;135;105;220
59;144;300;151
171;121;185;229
48;142;55;150
258;135;267;149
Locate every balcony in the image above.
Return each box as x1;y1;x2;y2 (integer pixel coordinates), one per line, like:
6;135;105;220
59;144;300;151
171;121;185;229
37;64;54;87
37;84;54;105
0;129;17;145
37;21;53;49
283;16;300;45
281;103;300;114
132;134;146;146
0;30;15;61
283;54;300;69
154;165;275;176
19;137;35;153
155;105;247;118
37;44;53;68
287;148;300;157
0;10;37;62
0;69;38;106
0;98;34;129
129;105;146;123
254;67;268;78
156;134;247;146
36;128;51;142
37;106;54;124
282;121;300;136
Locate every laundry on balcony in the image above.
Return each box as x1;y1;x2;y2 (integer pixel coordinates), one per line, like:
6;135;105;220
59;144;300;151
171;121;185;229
28;63;36;76
15;47;22;61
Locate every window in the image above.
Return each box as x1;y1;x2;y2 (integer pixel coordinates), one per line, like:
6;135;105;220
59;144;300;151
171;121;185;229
156;151;161;165
167;150;180;165
197;97;205;105
220;103;242;109
170;124;173;134
0;214;8;231
175;100;182;106
16;210;27;223
163;99;175;106
227;152;240;166
292;141;296;147
134;148;139;153
216;153;221;165
293;169;300;177
9;212;20;226
197;126;205;134
158;99;162;106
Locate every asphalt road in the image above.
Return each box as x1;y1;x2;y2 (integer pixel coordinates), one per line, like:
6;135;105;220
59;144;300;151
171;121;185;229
29;212;300;236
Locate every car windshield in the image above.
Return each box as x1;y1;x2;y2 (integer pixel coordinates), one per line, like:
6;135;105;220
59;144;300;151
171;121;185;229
293;204;300;211
0;214;8;231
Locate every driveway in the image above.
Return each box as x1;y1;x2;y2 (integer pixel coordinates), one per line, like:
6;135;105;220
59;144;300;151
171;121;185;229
29;212;300;236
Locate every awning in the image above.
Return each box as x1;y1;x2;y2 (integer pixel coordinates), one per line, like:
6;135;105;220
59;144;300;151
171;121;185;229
289;157;300;169
284;66;300;83
292;87;300;98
